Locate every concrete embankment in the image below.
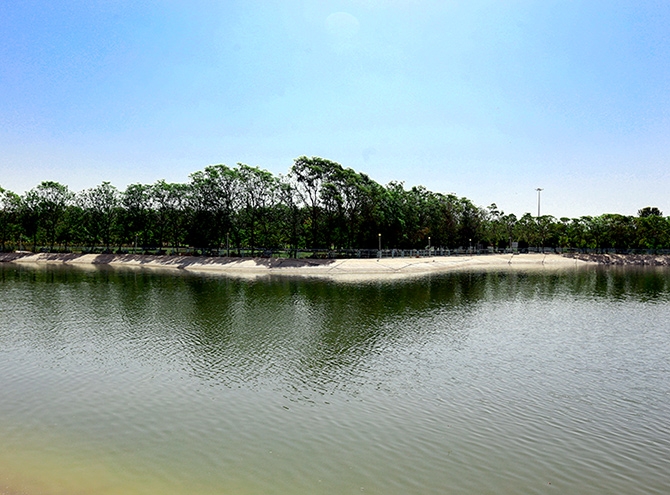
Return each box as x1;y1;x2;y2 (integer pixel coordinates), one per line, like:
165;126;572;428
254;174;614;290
0;252;596;280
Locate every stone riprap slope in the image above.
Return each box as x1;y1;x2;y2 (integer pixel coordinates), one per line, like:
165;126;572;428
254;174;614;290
565;253;670;266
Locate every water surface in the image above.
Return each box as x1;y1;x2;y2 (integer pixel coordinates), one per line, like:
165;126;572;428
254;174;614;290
1;264;669;494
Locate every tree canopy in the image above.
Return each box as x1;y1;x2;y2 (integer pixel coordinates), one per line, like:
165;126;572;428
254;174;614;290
1;157;669;255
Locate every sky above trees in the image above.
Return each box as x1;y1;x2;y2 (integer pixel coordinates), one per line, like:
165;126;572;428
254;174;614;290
1;1;669;218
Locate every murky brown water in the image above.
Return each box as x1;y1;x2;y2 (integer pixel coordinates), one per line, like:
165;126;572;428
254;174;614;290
1;264;669;494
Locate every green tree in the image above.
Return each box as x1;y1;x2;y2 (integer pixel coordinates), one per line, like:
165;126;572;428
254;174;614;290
0;187;22;251
276;175;304;255
600;214;635;250
482;204;508;250
122;183;153;252
637;206;662;218
382;181;410;248
58;203;83;252
150;180;190;254
457;198;484;249
537;215;558;249
23;181;73;252
501;213;517;250
635;214;670;250
189;164;241;253
78;182;120;252
514;213;537;250
635;207;668;250
237;164;279;255
290;156;334;249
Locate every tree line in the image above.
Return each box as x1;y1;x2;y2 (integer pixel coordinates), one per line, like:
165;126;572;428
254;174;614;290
1;156;669;255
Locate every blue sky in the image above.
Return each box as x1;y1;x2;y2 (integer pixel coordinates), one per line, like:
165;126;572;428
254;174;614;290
1;0;669;218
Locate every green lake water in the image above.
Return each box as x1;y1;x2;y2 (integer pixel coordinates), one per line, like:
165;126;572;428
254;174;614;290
1;264;669;494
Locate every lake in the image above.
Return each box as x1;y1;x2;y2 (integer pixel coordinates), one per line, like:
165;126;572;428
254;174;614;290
1;264;669;494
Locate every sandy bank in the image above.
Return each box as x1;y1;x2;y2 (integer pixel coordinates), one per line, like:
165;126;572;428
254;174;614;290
0;252;594;280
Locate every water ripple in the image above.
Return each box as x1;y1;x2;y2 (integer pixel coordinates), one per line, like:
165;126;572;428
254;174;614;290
1;264;669;494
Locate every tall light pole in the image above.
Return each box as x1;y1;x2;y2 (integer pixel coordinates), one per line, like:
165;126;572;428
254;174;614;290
536;188;543;218
378;233;381;258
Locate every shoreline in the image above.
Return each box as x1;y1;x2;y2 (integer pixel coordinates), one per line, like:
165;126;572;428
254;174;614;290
0;252;598;279
3;252;669;280
563;252;670;266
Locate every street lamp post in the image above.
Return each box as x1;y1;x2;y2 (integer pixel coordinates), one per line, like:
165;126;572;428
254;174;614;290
428;236;431;253
536;188;543;218
378;233;381;258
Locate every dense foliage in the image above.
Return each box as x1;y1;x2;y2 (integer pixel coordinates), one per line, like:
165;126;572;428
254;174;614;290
1;157;669;254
